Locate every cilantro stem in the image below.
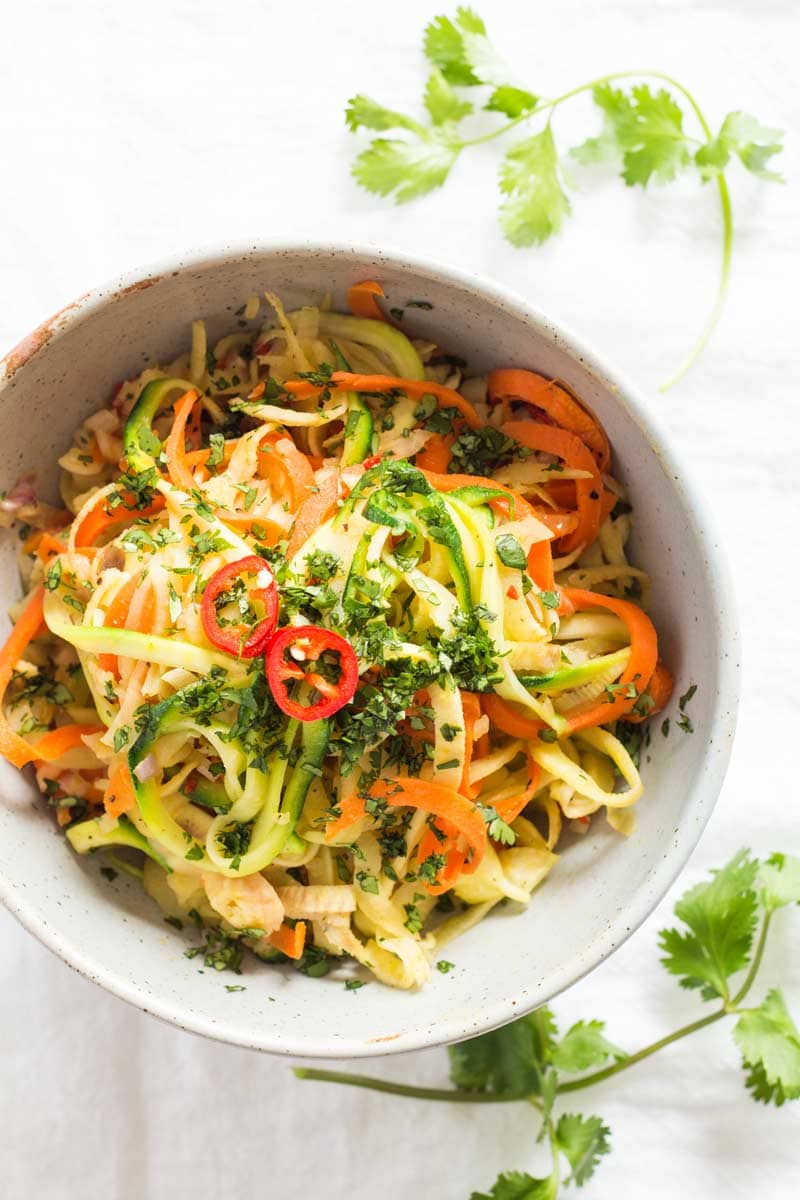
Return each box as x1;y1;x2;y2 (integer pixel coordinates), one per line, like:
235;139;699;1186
457;68;733;390
458;114;530;147
555;1007;727;1094
293;1067;525;1102
547;72;733;390
731;911;773;1007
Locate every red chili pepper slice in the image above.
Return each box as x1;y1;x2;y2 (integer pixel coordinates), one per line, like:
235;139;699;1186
200;556;278;658
265;624;359;722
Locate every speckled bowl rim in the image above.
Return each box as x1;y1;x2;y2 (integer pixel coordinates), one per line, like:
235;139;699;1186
0;239;740;1058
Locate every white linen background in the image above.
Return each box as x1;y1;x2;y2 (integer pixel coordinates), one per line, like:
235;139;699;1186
0;0;798;1196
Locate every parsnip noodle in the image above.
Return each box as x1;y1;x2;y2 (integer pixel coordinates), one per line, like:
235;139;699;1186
0;286;671;990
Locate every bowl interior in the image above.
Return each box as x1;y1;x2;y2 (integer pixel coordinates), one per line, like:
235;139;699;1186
0;245;738;1056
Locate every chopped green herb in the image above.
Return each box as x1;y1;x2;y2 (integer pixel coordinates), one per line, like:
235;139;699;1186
167;582;182;624
356;870;380;895
495;533;527;570
44;559;62;591
479;803;516;846
207;433;225;469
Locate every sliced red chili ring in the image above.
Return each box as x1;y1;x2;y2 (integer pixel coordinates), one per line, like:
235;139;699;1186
200;555;278;658
265;624;359;722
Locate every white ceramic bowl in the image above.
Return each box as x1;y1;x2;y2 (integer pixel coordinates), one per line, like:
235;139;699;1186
0;243;739;1058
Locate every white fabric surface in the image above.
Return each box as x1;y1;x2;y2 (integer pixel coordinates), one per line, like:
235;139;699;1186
1;1;798;1196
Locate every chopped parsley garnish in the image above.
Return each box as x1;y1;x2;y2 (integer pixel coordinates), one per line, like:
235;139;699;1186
188;527;231;565
167;582;182;624
297;945;332;978
207;433;225;469
108;466;159;511
44;559;62;591
617;720;650;769
434;605;502;692
417;852;446;884
449;425;519;476
404;900;425;933
678;681;697;733
184;925;243;974
216;820;253;869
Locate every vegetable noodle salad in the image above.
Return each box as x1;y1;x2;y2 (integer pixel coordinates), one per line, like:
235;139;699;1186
0;281;673;989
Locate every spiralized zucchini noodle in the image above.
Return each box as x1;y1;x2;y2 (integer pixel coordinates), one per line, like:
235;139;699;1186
0;281;673;989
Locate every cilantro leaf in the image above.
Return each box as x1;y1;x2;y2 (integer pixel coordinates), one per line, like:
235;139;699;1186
570;81;636;166
555;1113;611;1186
486;86;539;118
478;802;516;846
659;849;759;1001
449;1007;556;1097
757;852;800;912
345;95;423;134
734;989;800;1106
551;1019;626;1073
470;1171;557;1200
352;135;460;203
423;7;487;86
574;83;692;186
495;533;527;570
424;68;473;125
696;111;784;181
615;84;691;186
499;127;571;247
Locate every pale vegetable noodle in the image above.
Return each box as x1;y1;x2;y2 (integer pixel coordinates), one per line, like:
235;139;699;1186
0;282;671;989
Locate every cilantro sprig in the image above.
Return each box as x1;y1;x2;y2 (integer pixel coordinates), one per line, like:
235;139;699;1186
345;7;783;388
295;849;800;1195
